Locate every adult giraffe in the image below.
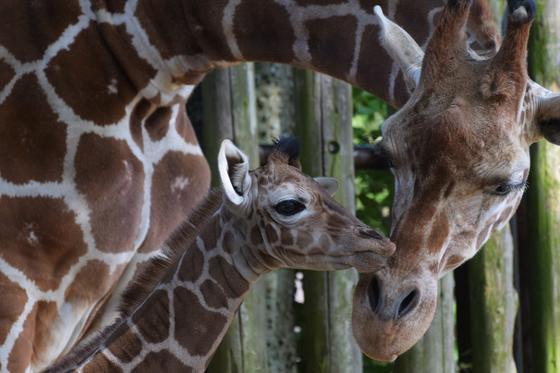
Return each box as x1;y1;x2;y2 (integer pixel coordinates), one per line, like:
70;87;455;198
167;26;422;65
352;0;560;362
0;0;498;371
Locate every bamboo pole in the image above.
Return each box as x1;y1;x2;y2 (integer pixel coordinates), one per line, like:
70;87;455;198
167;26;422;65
202;64;269;373
294;69;362;373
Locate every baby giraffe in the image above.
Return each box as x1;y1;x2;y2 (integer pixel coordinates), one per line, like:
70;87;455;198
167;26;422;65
47;138;394;372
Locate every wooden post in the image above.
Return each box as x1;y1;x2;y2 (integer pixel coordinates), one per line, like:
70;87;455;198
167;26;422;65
202;64;269;373
294;69;362;373
468;226;518;373
524;1;560;370
255;63;299;373
393;274;456;373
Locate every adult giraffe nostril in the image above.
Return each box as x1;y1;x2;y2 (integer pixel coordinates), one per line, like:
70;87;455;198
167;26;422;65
396;288;420;319
367;275;382;313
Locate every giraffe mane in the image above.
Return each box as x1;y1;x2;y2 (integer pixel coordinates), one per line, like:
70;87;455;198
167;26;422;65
46;190;224;372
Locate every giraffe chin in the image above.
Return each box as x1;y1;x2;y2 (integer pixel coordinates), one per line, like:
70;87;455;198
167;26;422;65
351;271;438;362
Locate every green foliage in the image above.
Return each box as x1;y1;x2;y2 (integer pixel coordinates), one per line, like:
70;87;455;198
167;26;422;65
352;88;395;373
352;88;394;235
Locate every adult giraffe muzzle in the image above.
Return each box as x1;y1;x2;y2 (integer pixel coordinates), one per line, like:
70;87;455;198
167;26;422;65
352;0;560;362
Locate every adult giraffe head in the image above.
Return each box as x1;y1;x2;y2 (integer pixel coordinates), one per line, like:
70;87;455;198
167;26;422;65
352;0;560;361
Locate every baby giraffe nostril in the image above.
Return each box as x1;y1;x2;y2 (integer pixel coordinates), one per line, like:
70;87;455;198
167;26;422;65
358;228;383;240
367;275;382;313
397;289;420;318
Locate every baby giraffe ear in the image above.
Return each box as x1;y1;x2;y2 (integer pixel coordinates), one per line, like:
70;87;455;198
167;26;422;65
218;139;252;205
315;177;339;196
536;93;560;145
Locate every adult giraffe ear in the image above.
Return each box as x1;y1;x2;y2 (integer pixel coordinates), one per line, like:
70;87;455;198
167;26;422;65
374;6;424;92
314;177;339;196
535;92;560;145
218;139;252;205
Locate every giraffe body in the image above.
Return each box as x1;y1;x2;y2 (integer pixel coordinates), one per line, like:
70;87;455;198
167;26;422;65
47;139;394;372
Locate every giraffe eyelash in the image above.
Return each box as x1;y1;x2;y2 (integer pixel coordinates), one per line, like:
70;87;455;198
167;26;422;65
491;180;528;196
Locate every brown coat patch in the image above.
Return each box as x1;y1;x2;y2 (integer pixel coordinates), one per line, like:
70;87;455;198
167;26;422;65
0;196;86;291
132;350;192;373
133;289;170;344
0;0;81;62
0;74;65;184
0;272;27;345
83;354;123;373
200;280;229;309
306;16;357;77
46;23;150;125
64;260;112;305
75;133;144;253
139;151;210;253
233;0;295;63
178;247;204;283
208;256;249;298
135;0;203;60
174;287;227;356
107;330;143;363
0;59;14;90
145;107;171;142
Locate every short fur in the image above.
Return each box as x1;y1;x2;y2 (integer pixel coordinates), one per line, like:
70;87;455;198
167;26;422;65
47;190;223;373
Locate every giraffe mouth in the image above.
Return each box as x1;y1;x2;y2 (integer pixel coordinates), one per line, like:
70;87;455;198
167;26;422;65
285;250;390;272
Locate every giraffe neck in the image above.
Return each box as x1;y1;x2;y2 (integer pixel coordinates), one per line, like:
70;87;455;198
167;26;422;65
112;0;453;107
49;191;272;372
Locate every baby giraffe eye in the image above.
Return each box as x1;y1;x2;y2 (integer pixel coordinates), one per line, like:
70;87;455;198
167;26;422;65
274;200;306;216
492;181;527;196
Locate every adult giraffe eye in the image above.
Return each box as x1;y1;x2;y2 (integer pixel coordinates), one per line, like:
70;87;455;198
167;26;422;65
492;181;527;196
274;200;306;216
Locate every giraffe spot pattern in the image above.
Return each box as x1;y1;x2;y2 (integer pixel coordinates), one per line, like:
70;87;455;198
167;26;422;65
174;287;227;356
90;0;127;14
133;290;170;344
200;280;229;309
0;74;66;184
46;24;140;126
135;0;203;60
0;59;14;91
0;272;27;346
132;350;192;373
306;16;357;78
75;133;144;253
0;197;87;292
129;98;154;151
83;354;124;373
233;0;296;63
140;151;210;253
178;247;204;283
64;260;112;306
145;107;172;142
208;256;249;299
0;0;81;63
182;0;235;61
107;329;143;364
8;300;57;373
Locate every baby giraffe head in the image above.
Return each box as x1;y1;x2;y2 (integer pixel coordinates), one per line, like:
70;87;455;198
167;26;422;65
217;138;395;274
352;0;560;362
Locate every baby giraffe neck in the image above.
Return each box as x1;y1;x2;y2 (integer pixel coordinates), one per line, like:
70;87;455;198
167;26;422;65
49;192;272;373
